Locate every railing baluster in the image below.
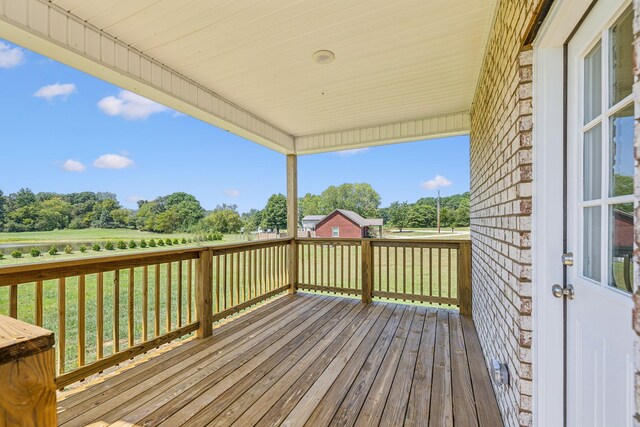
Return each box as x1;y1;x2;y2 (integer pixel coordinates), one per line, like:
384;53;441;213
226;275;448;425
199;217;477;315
216;256;221;313
403;247;407;295
187;260;192;323
166;262;172;333
9;284;17;318
411;247;415;298
97;273;104;359
229;252;234;306
348;245;352;290
35;280;43;326
58;277;66;374
386;246;390;293
177;260;183;327
222;255;228;309
448;248;452;299
78;275;86;367
113;271;119;354
420;248;424;297
429;247;433;297
143;266;148;341
154;264;160;337
438;248;442;300
128;268;134;348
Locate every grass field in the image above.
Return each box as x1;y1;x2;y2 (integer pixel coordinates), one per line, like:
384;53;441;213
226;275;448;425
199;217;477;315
385;227;470;240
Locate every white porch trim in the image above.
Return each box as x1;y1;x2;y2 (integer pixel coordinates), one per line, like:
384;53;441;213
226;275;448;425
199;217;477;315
294;111;469;155
0;0;295;154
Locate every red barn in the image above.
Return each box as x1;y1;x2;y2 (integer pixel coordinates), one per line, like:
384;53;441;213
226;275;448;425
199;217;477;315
314;209;383;238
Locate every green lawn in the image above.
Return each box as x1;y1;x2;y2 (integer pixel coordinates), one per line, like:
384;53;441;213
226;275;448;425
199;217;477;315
0;228;225;243
384;227;470;240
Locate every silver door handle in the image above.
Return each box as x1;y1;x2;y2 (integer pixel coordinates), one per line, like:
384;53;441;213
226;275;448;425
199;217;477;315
552;284;575;300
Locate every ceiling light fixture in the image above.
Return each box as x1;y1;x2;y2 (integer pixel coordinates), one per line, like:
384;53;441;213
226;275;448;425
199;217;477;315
312;50;335;65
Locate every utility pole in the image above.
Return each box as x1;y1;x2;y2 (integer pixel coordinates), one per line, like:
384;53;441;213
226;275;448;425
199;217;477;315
437;190;441;234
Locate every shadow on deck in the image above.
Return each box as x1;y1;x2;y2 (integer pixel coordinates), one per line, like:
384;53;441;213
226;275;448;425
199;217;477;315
56;292;502;426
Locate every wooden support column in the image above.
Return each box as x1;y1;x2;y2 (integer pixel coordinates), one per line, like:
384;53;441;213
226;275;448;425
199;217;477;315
287;154;298;295
458;241;472;315
196;249;214;338
0;314;57;425
361;240;373;303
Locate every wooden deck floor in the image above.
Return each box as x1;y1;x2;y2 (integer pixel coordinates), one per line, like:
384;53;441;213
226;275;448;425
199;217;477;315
57;293;502;426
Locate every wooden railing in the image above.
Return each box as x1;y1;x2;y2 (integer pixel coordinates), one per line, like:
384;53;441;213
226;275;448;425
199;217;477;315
0;236;470;393
0;238;292;388
296;238;471;313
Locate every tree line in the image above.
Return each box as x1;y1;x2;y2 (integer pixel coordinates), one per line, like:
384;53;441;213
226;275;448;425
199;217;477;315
0;184;470;234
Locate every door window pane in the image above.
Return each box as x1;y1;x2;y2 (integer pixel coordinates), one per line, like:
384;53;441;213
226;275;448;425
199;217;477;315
584;42;602;124
610;9;633;106
583;124;602;201
609;203;634;293
583;206;602;281
610;103;634;196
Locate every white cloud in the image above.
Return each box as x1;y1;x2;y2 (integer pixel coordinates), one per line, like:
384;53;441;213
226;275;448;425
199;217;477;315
97;90;168;120
34;83;77;101
62;159;86;172
224;189;241;198
420;175;452;191
0;42;24;68
125;195;143;204
94;154;134;169
336;148;369;157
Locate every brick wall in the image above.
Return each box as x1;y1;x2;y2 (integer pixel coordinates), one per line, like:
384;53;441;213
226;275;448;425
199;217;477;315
469;1;541;426
315;213;363;238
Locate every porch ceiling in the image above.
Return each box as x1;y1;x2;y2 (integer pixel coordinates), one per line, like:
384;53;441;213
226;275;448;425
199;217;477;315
0;0;496;154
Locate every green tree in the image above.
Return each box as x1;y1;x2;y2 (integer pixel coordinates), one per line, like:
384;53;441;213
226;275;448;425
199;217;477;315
387;201;411;232
241;209;263;233
319;183;380;217
0;189;5;230
111;208;135;228
299;193;323;222
36;198;72;231
261;194;288;233
200;208;243;234
407;203;437;228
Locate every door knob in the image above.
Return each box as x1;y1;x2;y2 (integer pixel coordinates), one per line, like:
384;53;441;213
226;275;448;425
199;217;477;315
552;284;575;300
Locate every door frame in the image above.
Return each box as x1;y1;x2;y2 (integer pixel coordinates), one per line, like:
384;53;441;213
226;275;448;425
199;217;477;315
532;0;594;425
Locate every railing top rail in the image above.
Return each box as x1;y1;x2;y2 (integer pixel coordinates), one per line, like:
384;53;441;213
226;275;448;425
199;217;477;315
207;237;292;255
0;238;293;287
294;237;470;246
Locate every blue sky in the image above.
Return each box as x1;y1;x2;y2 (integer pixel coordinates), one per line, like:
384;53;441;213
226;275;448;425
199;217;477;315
0;40;469;213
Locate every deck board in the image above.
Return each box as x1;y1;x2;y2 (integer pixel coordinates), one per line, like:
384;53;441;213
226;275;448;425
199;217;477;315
57;293;503;426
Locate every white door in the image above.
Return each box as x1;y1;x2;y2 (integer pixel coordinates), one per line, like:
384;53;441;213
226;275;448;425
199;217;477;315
566;1;636;425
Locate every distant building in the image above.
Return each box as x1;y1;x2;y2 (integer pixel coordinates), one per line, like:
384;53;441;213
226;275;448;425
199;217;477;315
311;209;383;238
301;215;325;231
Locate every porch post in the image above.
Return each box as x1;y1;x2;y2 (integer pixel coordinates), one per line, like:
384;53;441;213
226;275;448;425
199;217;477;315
196;249;213;338
287;154;298;294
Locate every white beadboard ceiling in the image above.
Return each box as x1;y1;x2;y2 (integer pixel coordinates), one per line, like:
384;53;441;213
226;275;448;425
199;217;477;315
52;0;493;130
1;0;495;153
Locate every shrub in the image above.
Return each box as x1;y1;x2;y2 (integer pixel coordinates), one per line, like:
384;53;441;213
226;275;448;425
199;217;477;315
140;239;147;248
48;246;58;256
157;239;165;246
30;247;41;257
187;238;193;243
165;238;173;246
64;245;73;254
117;240;127;250
11;250;22;258
105;241;115;250
92;243;101;251
0;252;4;260
149;239;157;247
181;237;188;244
173;238;179;245
79;246;87;253
212;232;223;240
129;240;137;249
